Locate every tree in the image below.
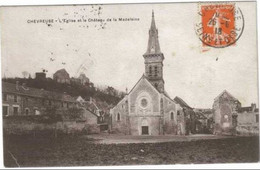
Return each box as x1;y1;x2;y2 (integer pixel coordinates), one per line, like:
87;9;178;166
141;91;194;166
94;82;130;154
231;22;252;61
22;71;29;78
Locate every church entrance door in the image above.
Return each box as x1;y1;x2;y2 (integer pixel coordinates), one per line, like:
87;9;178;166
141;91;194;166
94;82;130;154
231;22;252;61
142;126;149;135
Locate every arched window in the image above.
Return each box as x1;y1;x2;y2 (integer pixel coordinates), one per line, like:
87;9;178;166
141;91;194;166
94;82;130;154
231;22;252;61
154;66;158;77
171;112;174;120
117;113;120;121
154;83;158;89
25;108;29;115
149;66;152;77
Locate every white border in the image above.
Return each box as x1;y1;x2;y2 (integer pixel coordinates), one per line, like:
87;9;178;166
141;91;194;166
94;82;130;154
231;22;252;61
0;0;259;169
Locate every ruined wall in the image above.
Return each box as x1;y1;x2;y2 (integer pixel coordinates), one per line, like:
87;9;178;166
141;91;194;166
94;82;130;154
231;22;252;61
213;92;240;135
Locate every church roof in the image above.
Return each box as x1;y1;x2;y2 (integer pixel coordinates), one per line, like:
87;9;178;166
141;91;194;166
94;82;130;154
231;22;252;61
144;11;162;55
214;90;240;102
174;96;193;109
127;74;176;103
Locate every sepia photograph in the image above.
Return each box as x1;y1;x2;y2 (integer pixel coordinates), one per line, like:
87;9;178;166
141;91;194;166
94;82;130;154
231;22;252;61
0;0;259;168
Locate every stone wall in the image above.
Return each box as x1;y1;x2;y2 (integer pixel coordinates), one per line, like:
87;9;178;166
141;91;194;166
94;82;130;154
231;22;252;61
3;117;99;135
236;112;259;136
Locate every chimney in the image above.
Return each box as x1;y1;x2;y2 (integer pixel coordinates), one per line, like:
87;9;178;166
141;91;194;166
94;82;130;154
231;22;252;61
251;103;256;112
16;81;19;90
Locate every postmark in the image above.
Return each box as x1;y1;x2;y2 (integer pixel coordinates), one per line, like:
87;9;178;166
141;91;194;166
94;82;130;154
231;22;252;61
195;3;244;48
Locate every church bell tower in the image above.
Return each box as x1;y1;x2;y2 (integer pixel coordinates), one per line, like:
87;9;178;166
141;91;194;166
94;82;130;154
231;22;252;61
143;11;165;93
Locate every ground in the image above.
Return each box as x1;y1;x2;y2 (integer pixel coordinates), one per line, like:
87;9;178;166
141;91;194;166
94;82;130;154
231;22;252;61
4;134;259;167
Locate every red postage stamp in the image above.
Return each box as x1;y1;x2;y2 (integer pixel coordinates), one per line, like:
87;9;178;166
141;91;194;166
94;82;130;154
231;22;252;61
196;3;244;48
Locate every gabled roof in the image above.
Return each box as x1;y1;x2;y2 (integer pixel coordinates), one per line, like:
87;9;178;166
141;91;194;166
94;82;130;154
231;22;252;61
54;68;69;76
112;74;177;108
128;74;160;95
2;82;76;103
214;90;239;102
174;96;192;109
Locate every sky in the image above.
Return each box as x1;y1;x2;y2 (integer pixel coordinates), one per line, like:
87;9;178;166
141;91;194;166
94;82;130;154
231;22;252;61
0;2;258;108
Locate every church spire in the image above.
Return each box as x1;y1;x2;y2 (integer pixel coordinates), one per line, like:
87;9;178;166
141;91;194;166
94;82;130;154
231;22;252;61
144;10;161;55
143;11;165;93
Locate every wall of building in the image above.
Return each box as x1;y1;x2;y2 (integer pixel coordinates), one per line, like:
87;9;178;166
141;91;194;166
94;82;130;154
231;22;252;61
163;96;179;135
213;93;240;135
129;79;160;114
129;116;161;135
110;97;128;134
236;112;259;136
2;93;76;116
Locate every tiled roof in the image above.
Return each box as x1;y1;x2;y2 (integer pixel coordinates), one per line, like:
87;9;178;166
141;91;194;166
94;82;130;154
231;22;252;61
2;82;76;103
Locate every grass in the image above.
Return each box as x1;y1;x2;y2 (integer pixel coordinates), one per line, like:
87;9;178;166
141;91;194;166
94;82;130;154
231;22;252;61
4;134;259;167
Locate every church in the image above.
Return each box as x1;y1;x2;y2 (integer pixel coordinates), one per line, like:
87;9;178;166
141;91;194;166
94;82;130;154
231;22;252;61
110;12;186;135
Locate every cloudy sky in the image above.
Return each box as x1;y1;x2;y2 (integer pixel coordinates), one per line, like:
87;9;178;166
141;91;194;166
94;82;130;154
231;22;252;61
0;2;258;108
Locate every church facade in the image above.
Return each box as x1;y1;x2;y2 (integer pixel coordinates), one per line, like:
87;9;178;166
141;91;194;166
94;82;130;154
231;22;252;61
110;12;186;135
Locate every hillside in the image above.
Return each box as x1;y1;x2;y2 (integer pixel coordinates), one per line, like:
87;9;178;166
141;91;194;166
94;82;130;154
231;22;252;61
2;77;124;106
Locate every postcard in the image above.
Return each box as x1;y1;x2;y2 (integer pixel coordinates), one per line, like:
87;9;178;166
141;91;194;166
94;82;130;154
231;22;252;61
0;1;259;168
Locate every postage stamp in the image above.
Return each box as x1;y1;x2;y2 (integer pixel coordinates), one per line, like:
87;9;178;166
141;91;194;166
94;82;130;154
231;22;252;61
195;3;244;48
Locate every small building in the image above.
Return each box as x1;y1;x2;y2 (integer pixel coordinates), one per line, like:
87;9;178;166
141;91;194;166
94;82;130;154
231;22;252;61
213;90;259;135
35;72;46;81
53;68;70;84
78;73;90;85
193;108;214;134
212;90;241;135
237;103;259;135
174;96;196;135
2;81;77;116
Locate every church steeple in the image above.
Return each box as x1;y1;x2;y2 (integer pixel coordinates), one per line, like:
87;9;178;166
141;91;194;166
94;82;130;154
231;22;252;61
143;11;165;93
144;10;162;55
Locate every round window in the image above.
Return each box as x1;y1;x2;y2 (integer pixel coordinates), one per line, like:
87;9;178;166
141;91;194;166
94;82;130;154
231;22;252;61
141;98;148;108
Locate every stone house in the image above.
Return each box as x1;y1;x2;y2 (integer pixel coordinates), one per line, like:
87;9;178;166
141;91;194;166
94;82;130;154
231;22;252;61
174;96;196;135
78;73;90;85
53;68;70;84
2;81;77;116
236;103;259;135
212;90;241;135
213;90;259;135
193;108;214;134
110;12;185;136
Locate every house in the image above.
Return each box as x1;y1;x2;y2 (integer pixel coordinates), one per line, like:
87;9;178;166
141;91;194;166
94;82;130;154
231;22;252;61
71;73;91;86
35;72;46;81
77;97;111;132
174;96;196;135
193;108;214;133
78;73;90;85
237;103;259;135
212;90;241;135
53;68;70;84
2;81;77;116
110;12;185;136
213;90;259;135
